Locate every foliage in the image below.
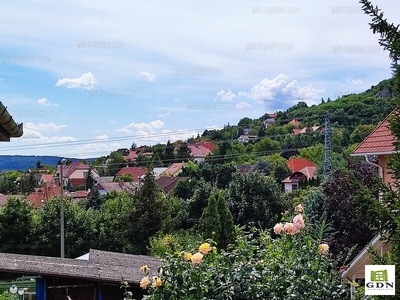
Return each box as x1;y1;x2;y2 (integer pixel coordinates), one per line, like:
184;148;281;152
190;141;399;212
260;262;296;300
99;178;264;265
107;151;127;176
113;173;134;182
227;172;285;228
142;208;347;300
264;153;291;183
250;158;271;175
252;137;281;154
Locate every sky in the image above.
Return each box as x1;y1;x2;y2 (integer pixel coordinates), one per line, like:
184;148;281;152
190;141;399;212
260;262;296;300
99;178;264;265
0;0;399;158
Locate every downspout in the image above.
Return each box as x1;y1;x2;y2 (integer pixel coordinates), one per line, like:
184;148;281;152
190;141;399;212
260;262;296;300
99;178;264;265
364;155;383;179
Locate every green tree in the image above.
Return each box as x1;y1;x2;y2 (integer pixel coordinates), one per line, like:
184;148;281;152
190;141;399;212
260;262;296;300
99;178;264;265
85;167;95;191
129;169;168;254
113;173;134;182
227;172;285;228
251;158;272;175
107;151;127;176
176;142;191;162
252;137;281;154
199;192;221;243
264;153;291;183
0;197;34;254
349;124;375;144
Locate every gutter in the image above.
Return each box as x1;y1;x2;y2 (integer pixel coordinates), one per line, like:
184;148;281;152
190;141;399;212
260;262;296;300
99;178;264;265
0;101;23;138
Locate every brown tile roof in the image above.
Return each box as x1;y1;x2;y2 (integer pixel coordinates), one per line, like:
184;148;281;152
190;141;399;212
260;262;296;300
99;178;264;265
98;182;139;194
162;162;185;177
352;113;397;156
115;167;147;182
156;176;185;194
188;145;212;158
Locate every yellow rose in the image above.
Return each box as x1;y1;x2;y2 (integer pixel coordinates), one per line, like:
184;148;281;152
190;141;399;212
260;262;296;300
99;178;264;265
152;276;162;287
140;276;150;289
318;243;329;255
140;265;149;273
183;252;192;261
191;252;204;264
199;242;212;254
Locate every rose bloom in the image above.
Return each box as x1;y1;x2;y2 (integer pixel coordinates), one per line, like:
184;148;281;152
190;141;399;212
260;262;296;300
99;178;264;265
283;222;296;235
294;204;303;213
183;252;192;261
191;252;204;264
318;243;329;255
140;276;150;289
273;223;284;235
152;276;162;287
140;265;149;273
199;243;212;254
292;214;305;233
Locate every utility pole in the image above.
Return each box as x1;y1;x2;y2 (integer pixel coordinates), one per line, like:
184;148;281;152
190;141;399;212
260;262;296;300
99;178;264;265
59;158;67;258
323;115;332;183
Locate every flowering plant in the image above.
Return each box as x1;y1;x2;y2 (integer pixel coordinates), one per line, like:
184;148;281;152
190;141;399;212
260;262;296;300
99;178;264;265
141;206;347;299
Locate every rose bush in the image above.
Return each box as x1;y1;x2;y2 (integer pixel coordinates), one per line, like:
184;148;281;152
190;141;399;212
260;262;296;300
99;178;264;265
139;207;347;299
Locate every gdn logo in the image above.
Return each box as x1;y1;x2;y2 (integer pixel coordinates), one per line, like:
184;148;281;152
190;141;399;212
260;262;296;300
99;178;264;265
365;265;395;295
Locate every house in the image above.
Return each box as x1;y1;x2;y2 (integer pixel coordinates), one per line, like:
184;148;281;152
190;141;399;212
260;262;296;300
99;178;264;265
188;144;212;163
292;128;302;135
282;158;317;193
0;249;162;300
115;166;147;183
0;101;23;141
288;119;301;127
161;162;186;177
37;174;54;186
340;234;391;298
298;125;323;134
56;162;100;187
196;140;216;152
351;111;397;187
156;176;185;194
0;194;25;207
238;135;258;143
97;181;139;195
263;113;277;127
26;181;62;208
342;111;398;297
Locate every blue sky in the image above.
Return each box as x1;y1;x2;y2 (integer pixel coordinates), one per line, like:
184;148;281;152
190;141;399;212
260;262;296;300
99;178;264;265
1;0;399;158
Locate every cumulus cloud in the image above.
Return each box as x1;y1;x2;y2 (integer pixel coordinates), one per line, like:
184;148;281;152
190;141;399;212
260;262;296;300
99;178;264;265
37;98;59;106
236;101;251;110
22;129;77;143
117;120;165;134
25;122;67;131
95;135;108;141
346;78;363;85
239;73;323;105
158;112;171;118
214;89;236;101
56;72;97;90
138;71;157;82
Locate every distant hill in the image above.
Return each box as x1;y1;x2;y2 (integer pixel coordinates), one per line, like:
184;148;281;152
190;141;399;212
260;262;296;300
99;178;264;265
0;156;97;172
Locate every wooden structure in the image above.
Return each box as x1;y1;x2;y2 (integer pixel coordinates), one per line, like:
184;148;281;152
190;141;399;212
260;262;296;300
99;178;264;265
0;249;162;300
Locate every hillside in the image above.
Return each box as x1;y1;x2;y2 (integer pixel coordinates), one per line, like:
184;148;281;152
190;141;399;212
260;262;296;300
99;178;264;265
0;155;96;172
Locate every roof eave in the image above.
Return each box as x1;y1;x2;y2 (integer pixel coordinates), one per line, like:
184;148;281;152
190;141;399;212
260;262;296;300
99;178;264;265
350;151;396;157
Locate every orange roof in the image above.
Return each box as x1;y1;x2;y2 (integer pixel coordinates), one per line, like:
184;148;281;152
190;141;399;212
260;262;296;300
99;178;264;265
287;158;316;173
162;162;185;176
352;112;397;156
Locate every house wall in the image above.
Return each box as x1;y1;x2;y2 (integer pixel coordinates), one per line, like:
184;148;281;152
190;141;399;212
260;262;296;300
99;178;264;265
378;155;397;188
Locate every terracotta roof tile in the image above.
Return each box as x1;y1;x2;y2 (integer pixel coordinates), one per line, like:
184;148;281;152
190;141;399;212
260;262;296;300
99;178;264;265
287;158;316;173
352;112;397;155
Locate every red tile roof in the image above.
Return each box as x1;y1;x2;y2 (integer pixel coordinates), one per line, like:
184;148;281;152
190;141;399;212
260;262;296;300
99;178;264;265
58;162;90;178
188;145;212;158
162;162;185;177
352;113;397;155
115;167;147;182
26;181;62;208
287;158;316;173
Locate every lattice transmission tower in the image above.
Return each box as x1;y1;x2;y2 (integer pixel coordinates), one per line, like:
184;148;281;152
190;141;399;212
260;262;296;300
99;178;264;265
323;115;332;183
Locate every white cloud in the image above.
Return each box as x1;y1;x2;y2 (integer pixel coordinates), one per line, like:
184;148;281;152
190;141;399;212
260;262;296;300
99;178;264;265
236;101;251;110
25;122;67;131
37;98;59;106
158;111;171;118
138;71;157;82
95;134;108;141
174;98;179;101
214;89;236;101
55;72;97;90
240;74;323;105
346;78;363;85
117;120;165;134
22;129;77;143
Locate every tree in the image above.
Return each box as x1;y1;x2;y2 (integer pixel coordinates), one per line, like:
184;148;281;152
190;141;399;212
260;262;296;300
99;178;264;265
251;158;272;175
0;197;34;254
130;141;137;150
227;172;285;228
165;140;175;163
129;169;169;254
264;153;291;183
86;185;103;210
36;160;43;169
113;173;134;182
176;142;191;162
107;151;127;176
85;167;95;191
252;137;281;154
